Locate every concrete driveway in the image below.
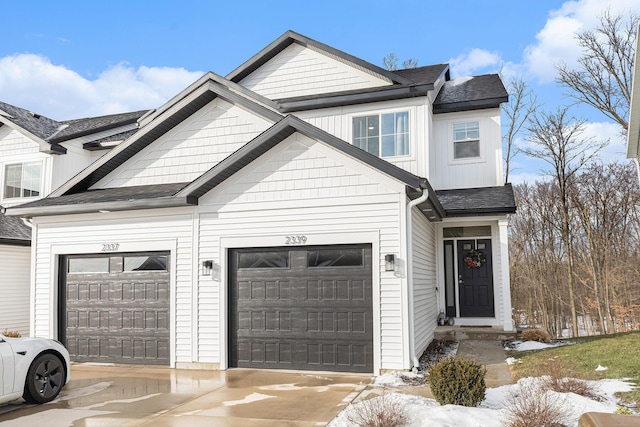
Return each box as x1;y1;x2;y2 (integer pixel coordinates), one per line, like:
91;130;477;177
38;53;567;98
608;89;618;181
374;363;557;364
0;364;371;426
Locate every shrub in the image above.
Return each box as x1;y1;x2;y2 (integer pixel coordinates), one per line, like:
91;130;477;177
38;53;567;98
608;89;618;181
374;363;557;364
346;392;408;427
504;380;571;427
2;330;21;338
427;355;486;406
522;329;550;343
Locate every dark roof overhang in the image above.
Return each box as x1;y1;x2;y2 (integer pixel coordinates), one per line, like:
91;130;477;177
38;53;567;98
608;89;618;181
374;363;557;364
433;96;508;114
0;238;30;246
435;184;517;217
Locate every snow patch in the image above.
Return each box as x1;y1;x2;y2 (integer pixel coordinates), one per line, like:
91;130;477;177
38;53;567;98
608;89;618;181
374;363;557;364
507;340;571;351
595;365;608;371
223;392;276;407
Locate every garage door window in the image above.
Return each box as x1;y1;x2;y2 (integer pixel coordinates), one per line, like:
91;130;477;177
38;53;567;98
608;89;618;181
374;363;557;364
238;251;290;269
68;257;110;273
124;255;168;271
307;248;364;267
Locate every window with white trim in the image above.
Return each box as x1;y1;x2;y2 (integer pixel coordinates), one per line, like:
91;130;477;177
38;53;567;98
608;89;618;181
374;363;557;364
3;161;42;199
353;111;409;157
453;121;480;159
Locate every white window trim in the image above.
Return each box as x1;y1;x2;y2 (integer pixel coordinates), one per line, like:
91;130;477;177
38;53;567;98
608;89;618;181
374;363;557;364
350;109;413;159
1;159;44;202
449;120;485;165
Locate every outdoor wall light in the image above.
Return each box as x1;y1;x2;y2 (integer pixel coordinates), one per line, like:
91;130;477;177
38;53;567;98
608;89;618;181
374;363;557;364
202;260;213;275
385;254;395;271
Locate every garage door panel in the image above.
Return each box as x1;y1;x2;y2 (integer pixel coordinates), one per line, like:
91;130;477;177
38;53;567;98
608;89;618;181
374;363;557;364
230;245;373;373
61;253;170;365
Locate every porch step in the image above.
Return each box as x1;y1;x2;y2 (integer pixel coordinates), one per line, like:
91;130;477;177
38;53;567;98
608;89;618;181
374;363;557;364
434;326;516;342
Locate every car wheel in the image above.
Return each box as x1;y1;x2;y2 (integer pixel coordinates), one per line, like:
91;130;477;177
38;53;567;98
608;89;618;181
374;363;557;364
22;353;66;404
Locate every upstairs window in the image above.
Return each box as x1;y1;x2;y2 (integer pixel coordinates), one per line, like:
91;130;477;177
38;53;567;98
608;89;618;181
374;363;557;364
353;111;409;157
453;121;480;159
4;161;41;199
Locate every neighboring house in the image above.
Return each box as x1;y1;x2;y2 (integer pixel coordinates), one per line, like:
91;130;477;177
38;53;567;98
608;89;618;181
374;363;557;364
627;22;640;179
7;31;515;374
0;101;149;335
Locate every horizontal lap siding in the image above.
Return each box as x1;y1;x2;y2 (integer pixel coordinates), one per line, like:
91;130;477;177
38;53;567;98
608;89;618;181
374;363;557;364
197;134;406;369
412;207;437;356
0;245;31;336
239;43;390;99
33;213;193;361
0;127;39;157
95;100;271;188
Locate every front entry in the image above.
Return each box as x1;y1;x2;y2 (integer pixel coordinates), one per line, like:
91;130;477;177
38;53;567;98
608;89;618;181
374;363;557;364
457;239;494;317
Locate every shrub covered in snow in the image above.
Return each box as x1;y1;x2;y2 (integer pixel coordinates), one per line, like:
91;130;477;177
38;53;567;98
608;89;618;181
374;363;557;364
428;355;486;407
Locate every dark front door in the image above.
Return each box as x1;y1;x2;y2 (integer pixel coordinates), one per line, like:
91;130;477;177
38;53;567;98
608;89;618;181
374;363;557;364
458;239;494;317
229;245;373;373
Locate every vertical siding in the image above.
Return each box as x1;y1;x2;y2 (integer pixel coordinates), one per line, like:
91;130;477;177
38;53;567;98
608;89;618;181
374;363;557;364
239;43;390;99
430;109;502;190
0;245;31;336
33;212;194;361
93;99;272;188
197;133;408;370
411;206;437;355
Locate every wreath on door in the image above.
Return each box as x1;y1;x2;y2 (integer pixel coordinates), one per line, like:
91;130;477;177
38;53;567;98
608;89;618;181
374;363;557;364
464;250;486;269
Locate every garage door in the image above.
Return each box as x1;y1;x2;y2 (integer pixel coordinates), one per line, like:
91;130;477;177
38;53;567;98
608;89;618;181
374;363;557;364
60;252;170;365
229;244;373;373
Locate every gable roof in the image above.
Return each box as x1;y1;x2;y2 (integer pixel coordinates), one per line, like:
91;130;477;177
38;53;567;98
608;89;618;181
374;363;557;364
0;101;66;154
8;115;444;222
433;74;508;113
0;213;31;245
50;73;285;197
435;184;516;216
52;110;149;143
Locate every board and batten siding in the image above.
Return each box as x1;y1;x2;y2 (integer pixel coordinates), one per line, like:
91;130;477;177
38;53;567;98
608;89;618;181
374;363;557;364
93;99;273;189
411;206;437;356
294;97;432;177
430;109;503;190
0;245;31;336
197;133;409;370
238;43;391;100
32;211;194;362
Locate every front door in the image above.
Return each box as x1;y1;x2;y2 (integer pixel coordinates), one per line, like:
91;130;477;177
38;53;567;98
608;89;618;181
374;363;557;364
457;239;494;317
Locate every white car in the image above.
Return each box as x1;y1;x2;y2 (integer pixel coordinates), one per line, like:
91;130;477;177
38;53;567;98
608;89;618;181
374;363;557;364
0;333;70;405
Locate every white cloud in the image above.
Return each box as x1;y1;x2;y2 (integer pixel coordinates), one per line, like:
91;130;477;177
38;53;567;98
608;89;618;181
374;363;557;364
523;0;640;82
0;53;203;120
448;48;502;77
581;120;627;164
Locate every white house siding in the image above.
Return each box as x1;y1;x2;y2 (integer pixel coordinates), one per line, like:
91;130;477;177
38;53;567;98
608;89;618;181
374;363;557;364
0;127;40;157
239;43;391;100
411;205;437;357
31;210;194;362
430;109;503;190
197;133;409;371
93;99;272;189
0;244;30;336
294;97;431;177
51;143;100;191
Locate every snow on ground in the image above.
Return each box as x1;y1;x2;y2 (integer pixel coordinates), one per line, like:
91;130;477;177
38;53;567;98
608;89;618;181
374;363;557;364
328;377;635;427
507;340;572;351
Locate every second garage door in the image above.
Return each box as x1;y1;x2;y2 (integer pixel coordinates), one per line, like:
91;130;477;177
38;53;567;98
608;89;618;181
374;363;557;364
229;244;373;373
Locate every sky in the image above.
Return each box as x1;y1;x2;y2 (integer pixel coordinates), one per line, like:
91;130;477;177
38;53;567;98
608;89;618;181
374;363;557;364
1;0;639;184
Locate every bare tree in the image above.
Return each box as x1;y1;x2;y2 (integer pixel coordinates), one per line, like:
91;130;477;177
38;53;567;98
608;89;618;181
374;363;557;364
502;77;538;183
556;9;637;132
523;107;608;337
402;58;419;69
382;53;419;71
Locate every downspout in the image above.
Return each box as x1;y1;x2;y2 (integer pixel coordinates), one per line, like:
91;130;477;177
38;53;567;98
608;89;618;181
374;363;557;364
406;187;428;369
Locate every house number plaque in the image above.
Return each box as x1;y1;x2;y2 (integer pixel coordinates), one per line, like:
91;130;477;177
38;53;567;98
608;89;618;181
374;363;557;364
101;243;120;252
285;235;307;245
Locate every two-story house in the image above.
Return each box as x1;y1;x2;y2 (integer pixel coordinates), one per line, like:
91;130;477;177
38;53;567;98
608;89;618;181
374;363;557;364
7;31;515;374
0;102;148;335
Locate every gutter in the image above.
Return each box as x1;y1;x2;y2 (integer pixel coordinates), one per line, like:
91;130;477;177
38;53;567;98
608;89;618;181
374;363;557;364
406;186;429;369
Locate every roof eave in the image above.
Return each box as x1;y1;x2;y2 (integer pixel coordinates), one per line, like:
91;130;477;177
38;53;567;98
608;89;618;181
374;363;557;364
6;197;198;219
0;237;31;246
0;116;67;154
444;207;517;217
278;84;433;113
433;97;508;114
49;116;142;144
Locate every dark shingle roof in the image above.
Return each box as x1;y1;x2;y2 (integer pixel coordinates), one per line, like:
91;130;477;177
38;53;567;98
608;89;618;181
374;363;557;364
53;110;149;142
433;74;508;113
435;184;516;216
0;213;31;244
0;101;61;140
394;64;449;85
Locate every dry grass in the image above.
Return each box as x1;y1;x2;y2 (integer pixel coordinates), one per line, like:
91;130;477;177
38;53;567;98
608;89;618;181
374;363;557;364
2;330;21;338
521;329;551;343
504;381;571;427
346;392;408;427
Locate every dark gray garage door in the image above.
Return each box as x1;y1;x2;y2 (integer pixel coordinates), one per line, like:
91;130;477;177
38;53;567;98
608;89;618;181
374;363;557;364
60;252;170;365
229;244;373;373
